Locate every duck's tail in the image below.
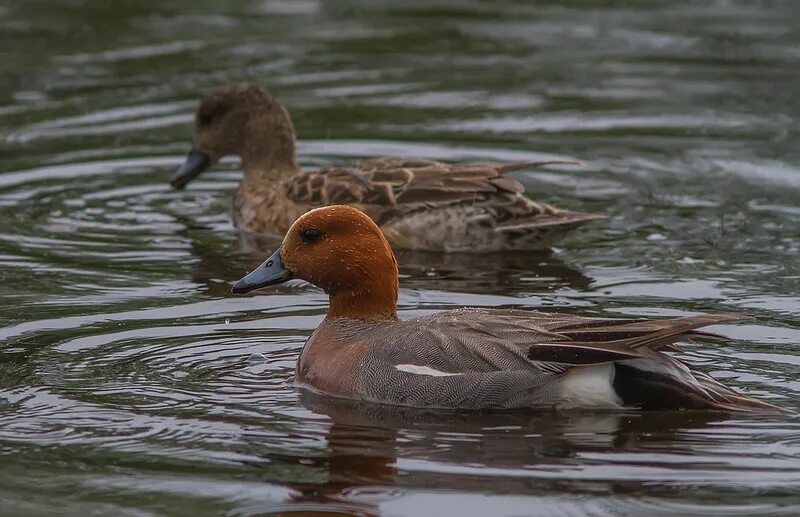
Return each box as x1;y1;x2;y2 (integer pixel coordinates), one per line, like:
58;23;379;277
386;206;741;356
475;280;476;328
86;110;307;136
495;160;583;174
687;368;790;413
555;314;791;413
493;210;605;249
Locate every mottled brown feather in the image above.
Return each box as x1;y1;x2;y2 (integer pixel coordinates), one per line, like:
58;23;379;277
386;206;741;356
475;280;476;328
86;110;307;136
282;157;596;231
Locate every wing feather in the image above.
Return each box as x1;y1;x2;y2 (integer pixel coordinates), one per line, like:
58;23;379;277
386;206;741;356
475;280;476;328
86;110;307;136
374;309;752;375
355;309;779;411
283;157;591;226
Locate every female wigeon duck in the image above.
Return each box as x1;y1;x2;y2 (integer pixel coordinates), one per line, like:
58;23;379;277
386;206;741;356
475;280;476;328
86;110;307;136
171;82;602;252
232;205;785;412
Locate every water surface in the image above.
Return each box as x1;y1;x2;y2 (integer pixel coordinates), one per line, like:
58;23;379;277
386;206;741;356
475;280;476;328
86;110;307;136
1;1;800;515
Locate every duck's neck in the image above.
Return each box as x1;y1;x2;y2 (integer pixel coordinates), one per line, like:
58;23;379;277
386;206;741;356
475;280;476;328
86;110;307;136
326;275;400;322
240;103;300;184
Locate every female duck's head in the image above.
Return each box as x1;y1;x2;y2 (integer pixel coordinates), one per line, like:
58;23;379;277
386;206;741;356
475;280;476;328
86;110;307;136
232;205;400;321
170;82;297;190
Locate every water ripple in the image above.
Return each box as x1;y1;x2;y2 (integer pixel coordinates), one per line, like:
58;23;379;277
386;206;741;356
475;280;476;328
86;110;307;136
2;0;800;514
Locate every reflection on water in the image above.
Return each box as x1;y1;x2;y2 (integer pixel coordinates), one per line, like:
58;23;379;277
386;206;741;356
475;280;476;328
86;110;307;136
278;394;800;516
1;0;800;515
397;249;592;295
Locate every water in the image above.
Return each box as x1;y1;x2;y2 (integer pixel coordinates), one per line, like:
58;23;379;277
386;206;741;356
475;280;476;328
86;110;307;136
1;0;800;515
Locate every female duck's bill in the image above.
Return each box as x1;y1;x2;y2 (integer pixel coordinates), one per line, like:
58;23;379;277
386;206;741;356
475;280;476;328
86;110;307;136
171;147;211;190
232;249;291;294
229;205;788;413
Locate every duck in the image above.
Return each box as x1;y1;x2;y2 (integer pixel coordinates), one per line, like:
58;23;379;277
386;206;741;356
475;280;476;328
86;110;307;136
170;82;602;252
231;204;785;412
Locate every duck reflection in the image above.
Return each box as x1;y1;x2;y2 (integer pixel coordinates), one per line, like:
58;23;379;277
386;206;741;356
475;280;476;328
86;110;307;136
169;218;282;297
175;223;592;298
270;392;729;516
396;248;592;294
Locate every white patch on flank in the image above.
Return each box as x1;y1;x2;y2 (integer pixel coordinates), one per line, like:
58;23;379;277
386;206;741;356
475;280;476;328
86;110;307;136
557;363;622;409
395;364;460;377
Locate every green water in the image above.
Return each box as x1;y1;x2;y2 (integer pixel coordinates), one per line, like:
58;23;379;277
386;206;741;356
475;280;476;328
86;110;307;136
1;1;800;515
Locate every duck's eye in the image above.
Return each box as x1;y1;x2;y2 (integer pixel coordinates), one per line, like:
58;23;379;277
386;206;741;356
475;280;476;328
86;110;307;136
301;227;322;244
197;112;214;127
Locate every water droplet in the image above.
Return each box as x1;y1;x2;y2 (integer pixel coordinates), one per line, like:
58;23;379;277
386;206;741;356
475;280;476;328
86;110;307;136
247;353;267;364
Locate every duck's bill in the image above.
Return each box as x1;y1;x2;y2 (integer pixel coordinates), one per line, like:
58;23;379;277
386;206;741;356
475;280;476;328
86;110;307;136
170;147;211;190
232;249;292;294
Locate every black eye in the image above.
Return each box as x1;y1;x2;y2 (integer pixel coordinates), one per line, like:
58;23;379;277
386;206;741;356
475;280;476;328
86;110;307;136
197;111;215;127
301;227;322;243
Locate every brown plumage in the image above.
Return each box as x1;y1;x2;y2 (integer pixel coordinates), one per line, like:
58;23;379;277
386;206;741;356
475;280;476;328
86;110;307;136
231;205;787;413
171;83;602;251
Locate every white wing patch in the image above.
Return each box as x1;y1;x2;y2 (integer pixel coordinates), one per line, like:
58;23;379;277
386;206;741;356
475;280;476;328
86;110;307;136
395;364;461;377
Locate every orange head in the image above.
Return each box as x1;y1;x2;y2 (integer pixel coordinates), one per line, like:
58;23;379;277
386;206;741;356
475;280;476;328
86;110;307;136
232;205;399;321
170;82;297;190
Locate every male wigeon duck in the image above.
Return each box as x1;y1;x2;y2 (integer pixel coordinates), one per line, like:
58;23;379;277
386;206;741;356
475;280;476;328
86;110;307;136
232;205;785;412
171;82;602;252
